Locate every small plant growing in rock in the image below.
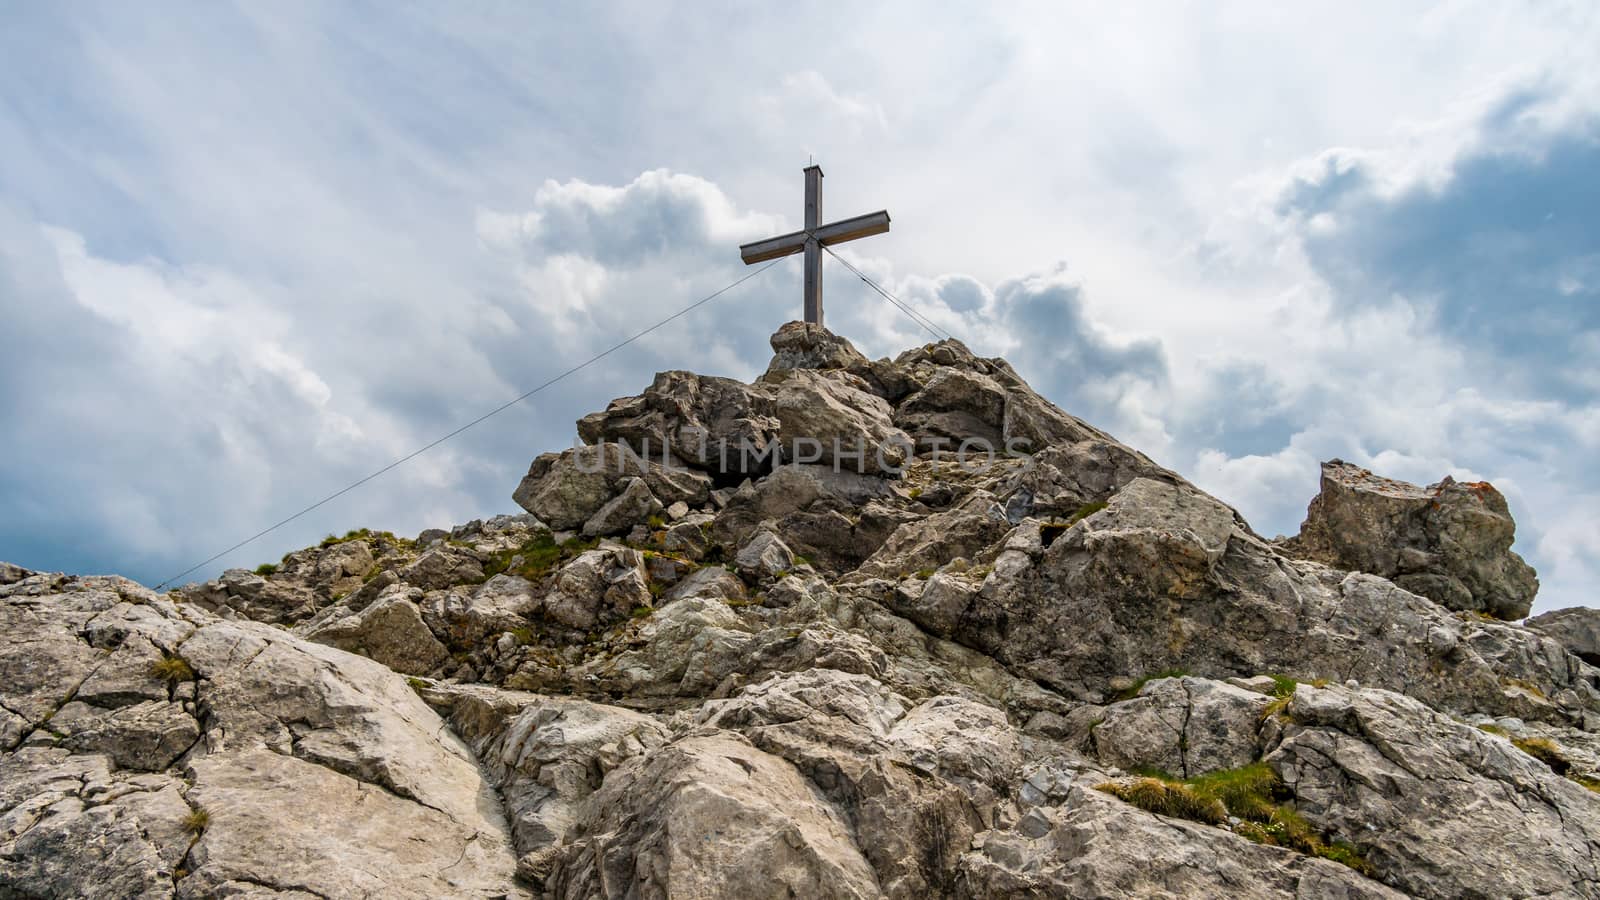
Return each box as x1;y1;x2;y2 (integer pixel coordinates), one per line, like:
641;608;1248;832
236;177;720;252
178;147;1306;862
1116;669;1188;700
1098;763;1372;875
253;562;278;576
630;605;654;619
182;808;210;835
149;655;196;684
1069;500;1108;523
1513;737;1571;775
1100;777;1226;825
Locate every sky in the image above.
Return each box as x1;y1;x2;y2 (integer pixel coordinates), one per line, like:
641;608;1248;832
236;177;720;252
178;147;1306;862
1;2;1596;614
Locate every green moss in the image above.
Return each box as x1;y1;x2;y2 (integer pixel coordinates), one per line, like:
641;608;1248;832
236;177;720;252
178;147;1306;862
1098;763;1372;875
646;514;667;529
1476;722;1509;737
1514;737;1571;775
480;531;581;583
907;487;924;499
630;605;654;619
914;568;936;580
1260;694;1294;724
149;655;196;684
405;677;428;692
509;627;534;645
253;562;278;576
1069;500;1109;523
1267;674;1300;698
1568;773;1600;793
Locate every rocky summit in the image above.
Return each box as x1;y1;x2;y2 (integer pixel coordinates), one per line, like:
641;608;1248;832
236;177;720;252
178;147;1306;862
4;321;1599;899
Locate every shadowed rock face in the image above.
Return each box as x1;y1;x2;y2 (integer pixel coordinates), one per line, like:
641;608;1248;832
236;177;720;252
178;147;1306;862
1280;459;1539;619
1529;607;1600;666
5;323;1596;899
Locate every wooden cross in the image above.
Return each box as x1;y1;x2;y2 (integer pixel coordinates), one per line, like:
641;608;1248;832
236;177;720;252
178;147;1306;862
739;165;890;329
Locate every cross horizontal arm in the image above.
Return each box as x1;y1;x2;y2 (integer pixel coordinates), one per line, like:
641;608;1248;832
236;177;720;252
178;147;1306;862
814;210;891;246
739;230;808;264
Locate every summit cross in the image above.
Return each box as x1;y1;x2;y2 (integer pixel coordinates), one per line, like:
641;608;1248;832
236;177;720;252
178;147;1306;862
739;165;890;329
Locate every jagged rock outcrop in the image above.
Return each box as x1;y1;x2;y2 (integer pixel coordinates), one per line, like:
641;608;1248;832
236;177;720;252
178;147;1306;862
1280;459;1539;619
0;573;523;898
5;322;1596;898
1530;607;1600;666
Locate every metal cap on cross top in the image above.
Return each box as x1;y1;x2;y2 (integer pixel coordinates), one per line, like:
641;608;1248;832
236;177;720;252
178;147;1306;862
739;165;890;329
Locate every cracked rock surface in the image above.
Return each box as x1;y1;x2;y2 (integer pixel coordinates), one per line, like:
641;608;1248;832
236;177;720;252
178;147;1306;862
6;323;1597;898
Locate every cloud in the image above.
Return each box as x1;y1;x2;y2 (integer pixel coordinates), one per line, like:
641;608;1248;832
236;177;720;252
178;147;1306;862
765;71;889;138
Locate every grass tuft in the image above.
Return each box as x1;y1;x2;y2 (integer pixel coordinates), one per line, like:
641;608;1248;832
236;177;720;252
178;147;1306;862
1097;762;1372;875
1099;777;1227;825
253;562;278;576
1513;736;1571;775
480;532;597;583
149;655;196;684
182;808;210;835
1069;500;1109;523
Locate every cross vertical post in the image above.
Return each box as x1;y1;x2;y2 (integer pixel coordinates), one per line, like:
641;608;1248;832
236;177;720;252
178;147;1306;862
738;166;891;330
803;165;823;327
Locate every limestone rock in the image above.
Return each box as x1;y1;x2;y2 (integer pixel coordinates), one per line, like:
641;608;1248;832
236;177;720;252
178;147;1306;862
581;475;663;537
5;323;1592;897
431;686;668;855
513;442;710;529
1271;684;1600;898
549;733;881;899
300;586;450;675
735;530;795;581
0;580;524;899
1282;459;1539;619
1091;676;1273;777
1527;606;1600;665
766;368;912;476
421;574;538;649
396;544;485;591
960;779;1405;899
765;320;873;375
540;547;650;629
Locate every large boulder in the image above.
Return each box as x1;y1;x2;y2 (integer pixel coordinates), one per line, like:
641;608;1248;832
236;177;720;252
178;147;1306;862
1527;606;1600;666
428;685;669;862
513;442;711;530
548;733;881;899
1091;675;1273;777
1282;460;1538;619
578;370;782;481
948;477;1600;727
765;320;873;375
960;778;1404;899
1270;684;1600;898
0;575;524;899
299;585;450;675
